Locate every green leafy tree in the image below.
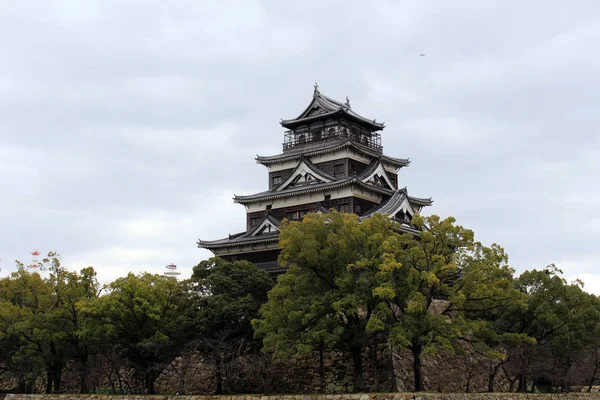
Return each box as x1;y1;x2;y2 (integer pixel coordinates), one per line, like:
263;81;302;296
0;253;102;393
256;212;525;392
0;265;49;392
41;253;101;393
190;257;274;393
80;272;192;394
255;212;399;392
503;265;597;392
449;243;532;391
581;303;600;391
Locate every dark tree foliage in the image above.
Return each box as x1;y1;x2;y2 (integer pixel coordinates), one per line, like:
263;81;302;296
190;257;274;394
2;223;600;395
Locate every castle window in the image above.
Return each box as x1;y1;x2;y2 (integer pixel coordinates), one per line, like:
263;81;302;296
313;130;321;141
338;203;349;213
272;175;282;186
299;210;309;218
286;211;299;220
334;164;345;177
324;194;331;201
250;217;260;226
266;205;272;210
356;204;362;214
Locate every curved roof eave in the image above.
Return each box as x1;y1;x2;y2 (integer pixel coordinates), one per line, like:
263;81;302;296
233;177;393;205
280;90;385;130
407;195;434;207
197;234;280;249
256;139;409;168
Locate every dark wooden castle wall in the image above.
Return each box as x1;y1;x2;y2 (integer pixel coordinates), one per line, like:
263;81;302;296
267;158;372;190
246;196;381;231
352;197;379;216
269;168;295;190
222;249;280;264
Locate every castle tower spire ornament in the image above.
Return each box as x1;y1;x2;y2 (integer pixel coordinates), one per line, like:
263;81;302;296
345;96;351;109
313;82;320;97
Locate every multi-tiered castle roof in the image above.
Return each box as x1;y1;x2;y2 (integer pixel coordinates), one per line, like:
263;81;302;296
198;85;432;274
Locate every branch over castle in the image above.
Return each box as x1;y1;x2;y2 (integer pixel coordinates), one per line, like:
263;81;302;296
198;86;433;274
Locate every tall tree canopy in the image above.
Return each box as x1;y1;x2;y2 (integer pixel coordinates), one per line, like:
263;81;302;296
79;272;192;394
0;253;100;393
190;257;274;393
254;212;526;392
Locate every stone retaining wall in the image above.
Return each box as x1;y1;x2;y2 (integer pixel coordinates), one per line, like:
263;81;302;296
1;393;600;400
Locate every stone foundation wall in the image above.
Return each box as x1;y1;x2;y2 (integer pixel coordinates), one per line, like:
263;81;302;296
391;348;510;393
155;344;507;395
155;344;396;395
2;393;600;400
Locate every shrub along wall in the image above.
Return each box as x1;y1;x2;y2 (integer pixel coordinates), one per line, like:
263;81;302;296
2;394;600;400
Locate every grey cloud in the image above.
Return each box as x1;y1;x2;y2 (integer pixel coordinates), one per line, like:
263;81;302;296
1;0;599;292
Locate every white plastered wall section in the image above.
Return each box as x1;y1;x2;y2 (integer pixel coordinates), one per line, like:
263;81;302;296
245;185;385;213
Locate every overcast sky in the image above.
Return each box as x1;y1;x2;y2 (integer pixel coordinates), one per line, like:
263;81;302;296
1;1;599;293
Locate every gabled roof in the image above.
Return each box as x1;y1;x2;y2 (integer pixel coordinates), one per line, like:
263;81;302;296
256;138;410;169
198;203;321;251
246;214;281;236
358;158;397;190
281;87;385;130
197;214;282;249
361;187;433;219
233;177;394;205
274;157;336;192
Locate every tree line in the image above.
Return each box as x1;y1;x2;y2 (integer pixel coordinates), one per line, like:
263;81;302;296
1;212;600;394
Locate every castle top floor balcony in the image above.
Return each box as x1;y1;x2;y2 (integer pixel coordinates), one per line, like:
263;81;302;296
282;125;382;152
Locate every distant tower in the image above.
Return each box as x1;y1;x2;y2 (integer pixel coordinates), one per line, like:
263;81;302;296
29;250;41;270
164;263;181;278
198;86;433;275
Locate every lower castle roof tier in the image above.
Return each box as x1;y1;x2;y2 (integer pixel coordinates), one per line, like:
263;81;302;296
198;187;432;254
256;138;410;170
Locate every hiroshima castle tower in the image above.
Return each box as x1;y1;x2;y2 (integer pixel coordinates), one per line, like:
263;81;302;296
198;85;433;274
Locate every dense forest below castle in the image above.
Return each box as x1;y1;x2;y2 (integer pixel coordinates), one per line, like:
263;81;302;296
1;212;600;395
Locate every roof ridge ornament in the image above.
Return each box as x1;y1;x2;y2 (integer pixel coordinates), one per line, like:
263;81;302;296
313;82;320;97
345;96;351;109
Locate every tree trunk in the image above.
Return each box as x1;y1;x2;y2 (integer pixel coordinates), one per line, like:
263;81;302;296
215;354;223;394
319;345;325;393
412;342;424;392
145;366;155;394
17;375;26;394
79;368;88;394
53;365;62;393
487;362;501;392
517;374;527;392
351;346;364;392
78;351;89;393
587;362;599;392
46;369;53;393
370;344;380;391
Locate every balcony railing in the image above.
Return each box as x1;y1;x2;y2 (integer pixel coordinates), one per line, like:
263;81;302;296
283;126;382;152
